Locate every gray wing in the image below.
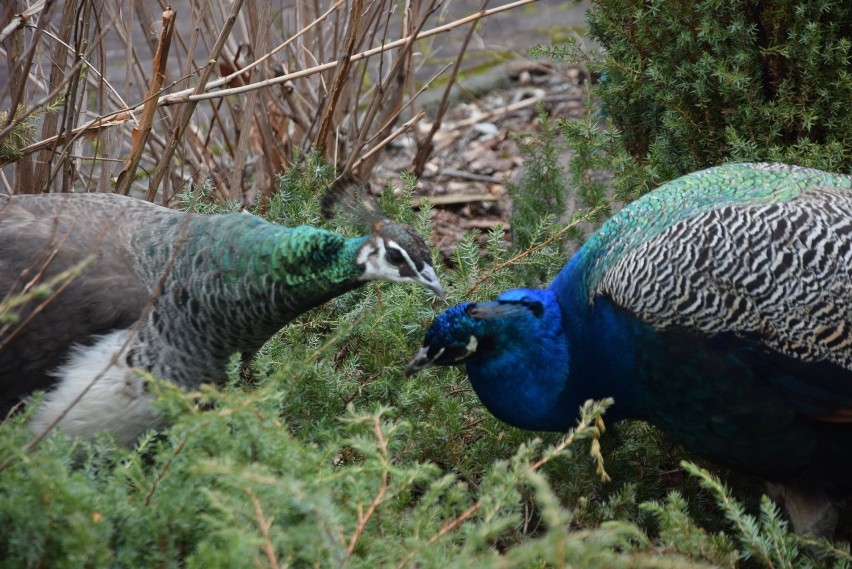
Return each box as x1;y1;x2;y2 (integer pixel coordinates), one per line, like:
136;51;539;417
597;187;852;371
0;195;152;413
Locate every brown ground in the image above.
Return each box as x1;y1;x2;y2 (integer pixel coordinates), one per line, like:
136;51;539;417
370;62;590;263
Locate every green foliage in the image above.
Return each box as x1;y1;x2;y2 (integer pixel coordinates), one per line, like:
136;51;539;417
541;0;851;204
675;462;852;569
0;110;36;163
266;150;337;227
504;109;613;286
641;491;739;566
177;179;241;215
506;110;570;252
0;98;62;163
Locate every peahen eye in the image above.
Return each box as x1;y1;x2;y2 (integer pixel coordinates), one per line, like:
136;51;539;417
386;247;406;265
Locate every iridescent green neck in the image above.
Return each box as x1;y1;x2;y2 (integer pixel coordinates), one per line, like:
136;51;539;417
129;212;371;385
261;225;368;289
139;212;369;288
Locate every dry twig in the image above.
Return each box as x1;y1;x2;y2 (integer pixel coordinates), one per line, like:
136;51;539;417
115;7;176;196
1;0;535;201
345;417;391;560
246;488;282;569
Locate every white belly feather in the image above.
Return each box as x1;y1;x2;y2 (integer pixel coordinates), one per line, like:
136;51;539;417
28;330;162;445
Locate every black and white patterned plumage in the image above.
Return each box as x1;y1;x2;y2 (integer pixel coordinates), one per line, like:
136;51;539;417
600;188;852;369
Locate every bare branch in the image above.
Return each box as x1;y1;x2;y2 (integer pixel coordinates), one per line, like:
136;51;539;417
246;488;282;569
146;0;245;202
115;7;176;196
159;0;537;106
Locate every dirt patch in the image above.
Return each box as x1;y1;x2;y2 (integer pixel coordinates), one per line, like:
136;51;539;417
371;62;590;263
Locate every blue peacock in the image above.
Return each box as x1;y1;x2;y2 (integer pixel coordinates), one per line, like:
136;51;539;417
406;162;852;535
0;189;443;445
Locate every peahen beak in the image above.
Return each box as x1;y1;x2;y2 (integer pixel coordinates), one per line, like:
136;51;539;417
417;265;445;299
404;346;436;377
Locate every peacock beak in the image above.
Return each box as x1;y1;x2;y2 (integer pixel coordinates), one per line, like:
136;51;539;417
417;265;445;298
404;346;436;377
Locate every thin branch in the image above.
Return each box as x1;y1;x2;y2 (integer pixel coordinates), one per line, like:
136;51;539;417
144;431;189;507
344;416;390;559
246;488;282;569
30;25;137;124
465;206;606;296
316;0;363;151
115;7;176;196
351;111;425;173
2;0;53;144
146;0;244;202
0;0;47;44
358;61;454;153
0;0;536;169
158;0;537;105
0;15;116;148
412;0;486;177
394;503;481;569
342;0;441;177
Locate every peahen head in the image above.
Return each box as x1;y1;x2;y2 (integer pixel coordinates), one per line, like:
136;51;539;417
358;219;444;297
406;288;575;431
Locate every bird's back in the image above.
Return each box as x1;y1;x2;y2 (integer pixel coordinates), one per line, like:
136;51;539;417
572;163;852;293
0;194;180;413
554;163;852;491
574;163;852;370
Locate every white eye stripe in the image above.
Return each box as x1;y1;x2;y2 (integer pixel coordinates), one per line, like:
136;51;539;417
385;239;420;273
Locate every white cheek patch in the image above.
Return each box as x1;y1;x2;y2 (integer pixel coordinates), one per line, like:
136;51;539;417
357;238;384;265
460;335;478;359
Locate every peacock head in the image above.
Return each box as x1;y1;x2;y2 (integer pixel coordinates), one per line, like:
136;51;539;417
358;220;444;297
405;289;558;376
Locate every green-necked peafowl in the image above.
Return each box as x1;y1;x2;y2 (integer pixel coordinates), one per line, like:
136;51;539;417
0;191;443;444
406;162;852;535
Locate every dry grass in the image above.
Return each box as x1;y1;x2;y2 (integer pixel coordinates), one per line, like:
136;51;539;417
0;0;534;204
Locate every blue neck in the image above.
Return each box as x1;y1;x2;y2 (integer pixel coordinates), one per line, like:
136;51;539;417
466;254;652;432
466;289;572;431
555;254;654;422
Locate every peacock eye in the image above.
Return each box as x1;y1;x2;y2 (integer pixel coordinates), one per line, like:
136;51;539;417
386;247;406;265
443;347;469;360
444;336;478;361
